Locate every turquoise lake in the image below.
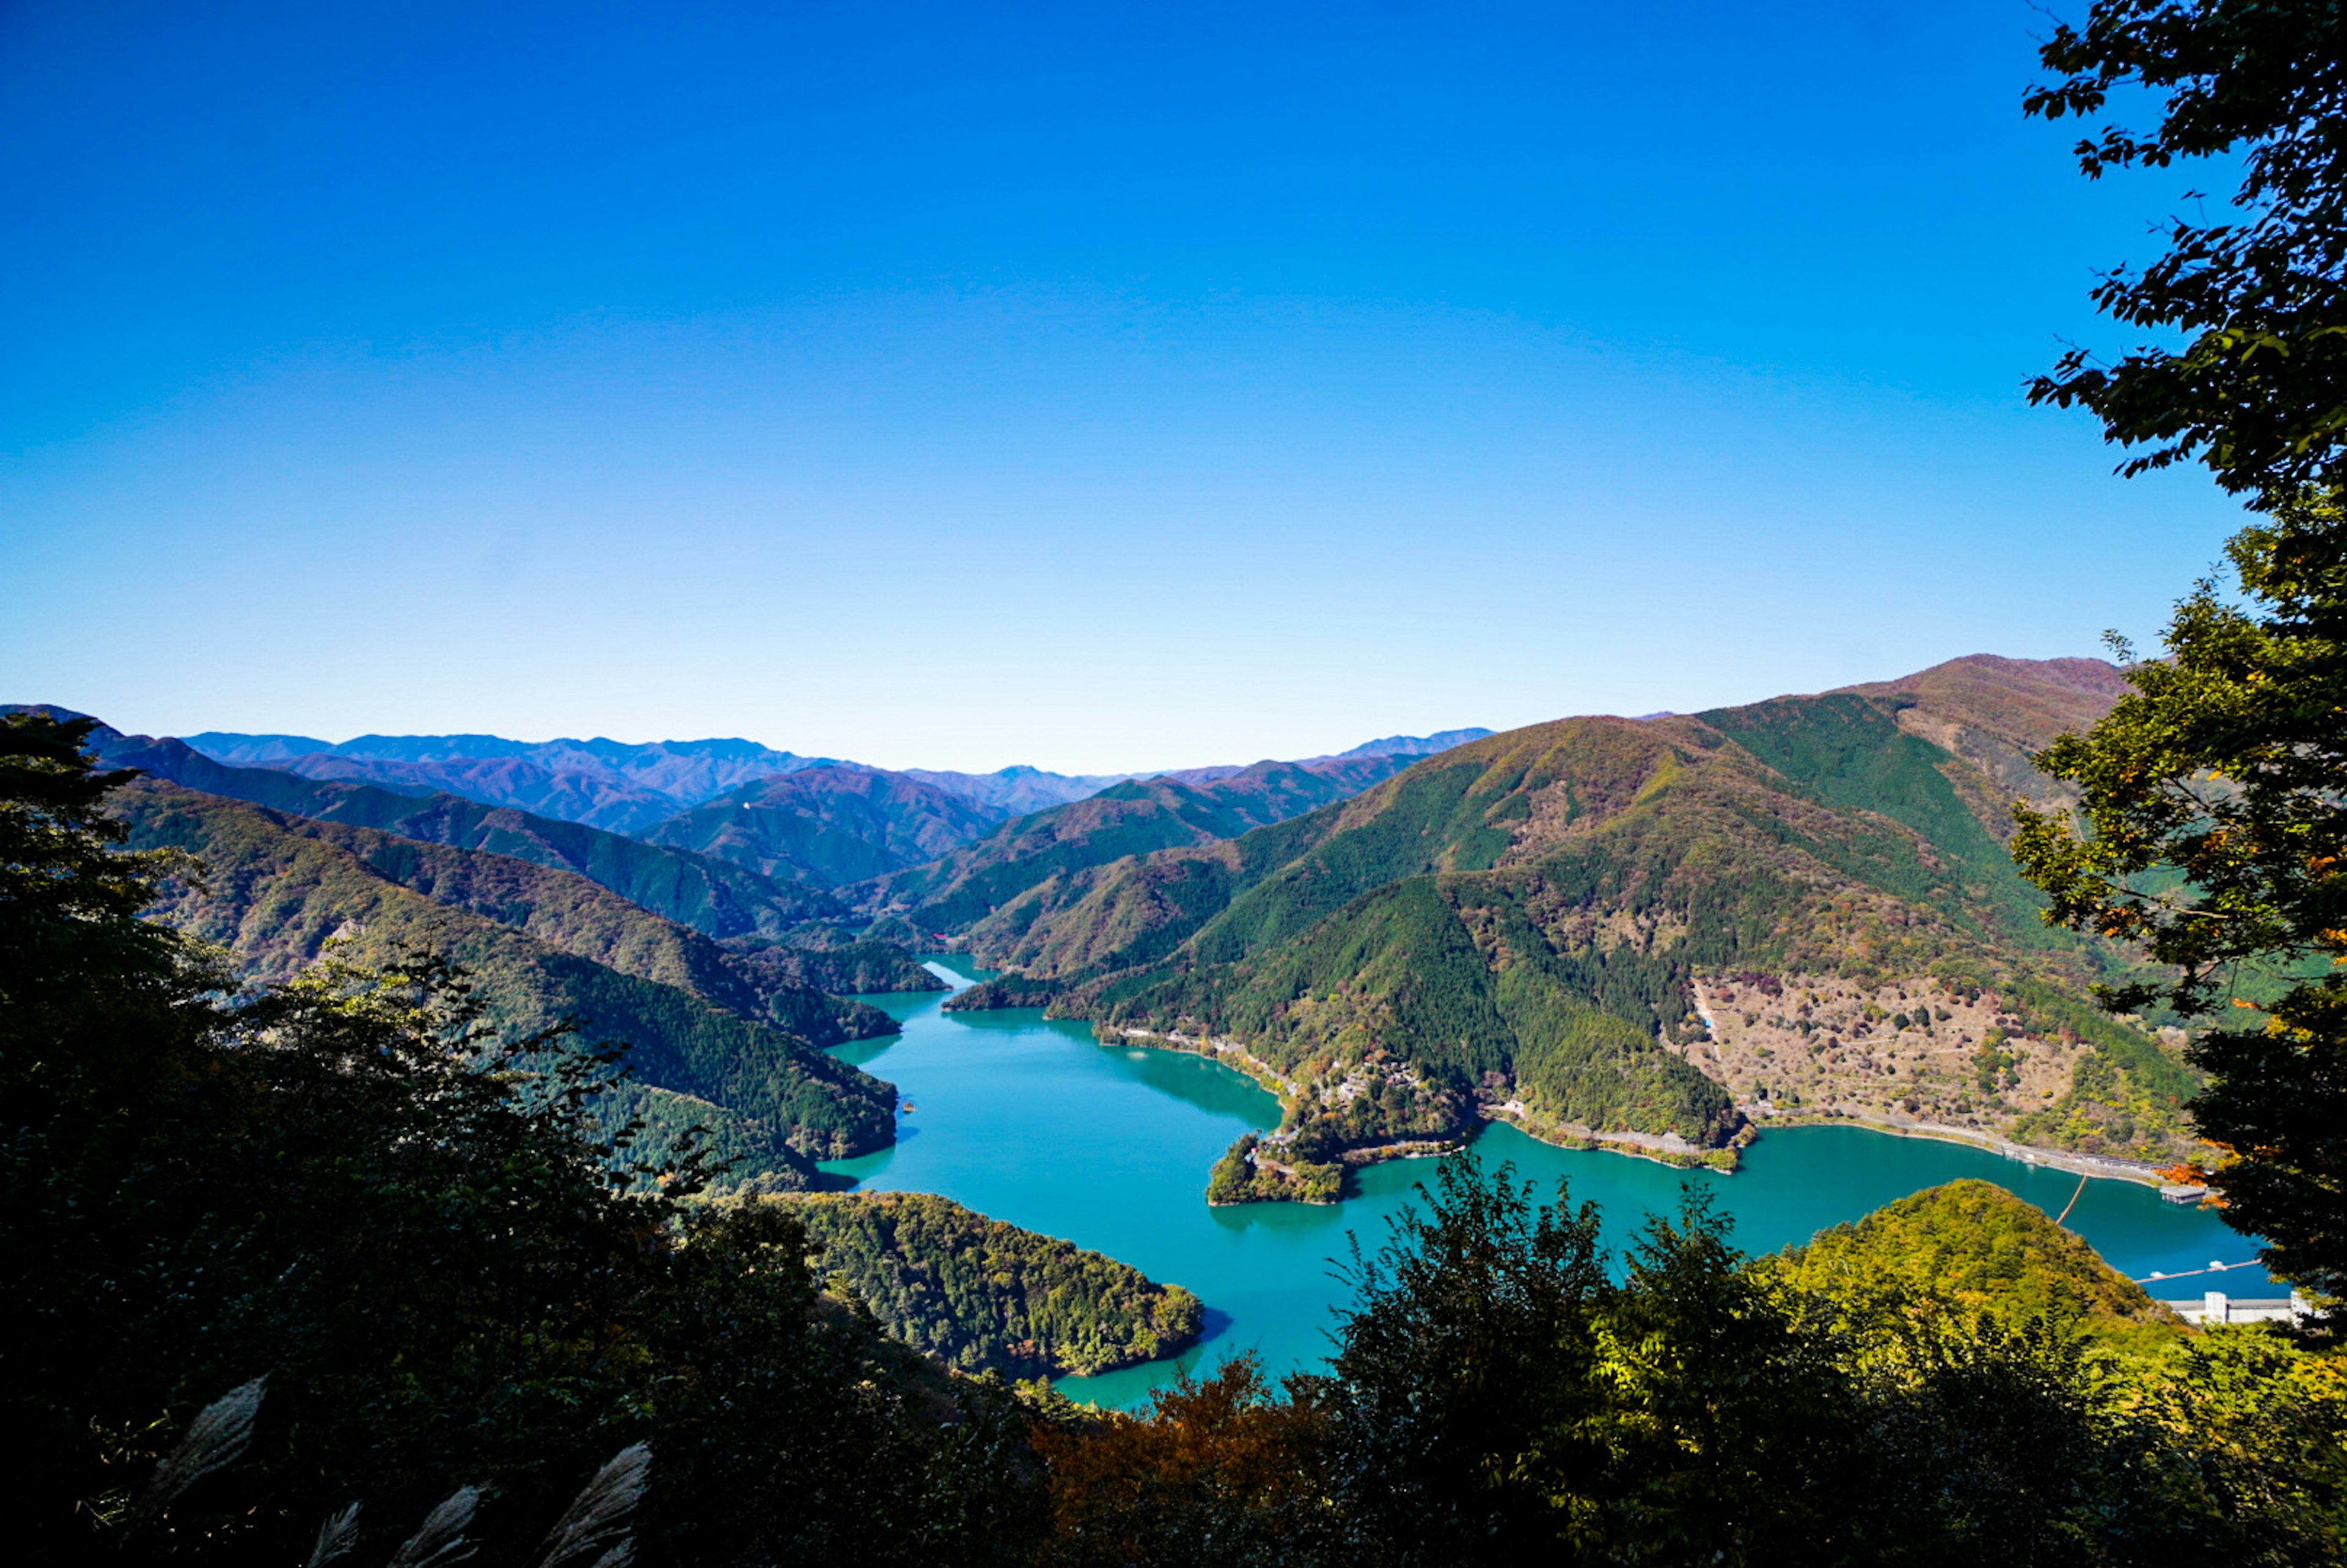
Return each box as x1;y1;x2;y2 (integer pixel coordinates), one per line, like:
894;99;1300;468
825;958;2277;1409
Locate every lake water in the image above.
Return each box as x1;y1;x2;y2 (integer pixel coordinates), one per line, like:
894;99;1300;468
825;958;2278;1409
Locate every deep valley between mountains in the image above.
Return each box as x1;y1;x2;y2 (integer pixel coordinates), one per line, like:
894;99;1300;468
37;655;2209;1371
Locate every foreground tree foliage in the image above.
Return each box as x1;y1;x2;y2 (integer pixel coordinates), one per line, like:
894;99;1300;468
1035;1159;2347;1567
2011;0;2347;1316
1;711;1044;1565
2024;0;2347;494
2015;493;2347;1303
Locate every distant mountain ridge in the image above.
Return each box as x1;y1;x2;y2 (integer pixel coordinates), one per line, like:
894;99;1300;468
79;726;845;940
179;727;1494;826
169;727;1497;896
1318;727;1496;761
185;732;846;833
899;765;1130;816
643;765;1004;888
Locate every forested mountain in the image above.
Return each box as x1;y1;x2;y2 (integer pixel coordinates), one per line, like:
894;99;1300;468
729;928;950;995
642;764;1006;887
864;757;1430;934
232;752;690;833
768;1192;1202;1378
84;725;844;939
114;780;899;1177
940;658;2194;1198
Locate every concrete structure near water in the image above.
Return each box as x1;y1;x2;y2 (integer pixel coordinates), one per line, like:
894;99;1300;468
2163;1291;2310;1326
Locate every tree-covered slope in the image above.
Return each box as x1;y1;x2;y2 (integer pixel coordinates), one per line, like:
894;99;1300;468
861;761;1383;931
725;928;949;995
128;789;896;1044
944;658;2197;1196
768;1192;1203;1378
115;780;898;1174
257;750;688;833
88;727;843;939
643;764;1004;887
1770;1178;2184;1346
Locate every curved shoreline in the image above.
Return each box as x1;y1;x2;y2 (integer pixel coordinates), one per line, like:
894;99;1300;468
1743;1105;2175;1188
1104;1024;2172;1200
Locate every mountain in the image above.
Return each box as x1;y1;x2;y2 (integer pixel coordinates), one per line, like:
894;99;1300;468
84;728;845;942
725;929;949;995
641;765;1005;887
124;788;895;1043
864;757;1432;934
113;779;901;1178
181;726;1496;836
900;764;1131;816
247;752;688;833
938;657;2195;1198
1318;727;1496;761
183;731;847;831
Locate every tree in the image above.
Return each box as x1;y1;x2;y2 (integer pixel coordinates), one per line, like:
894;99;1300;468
2013;494;2347;1303
1317;1157;1609;1563
2012;0;2347;1308
1027;1355;1337;1568
2024;0;2347;496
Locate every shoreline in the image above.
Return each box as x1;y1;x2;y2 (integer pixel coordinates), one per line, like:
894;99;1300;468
1104;1024;2170;1200
1114;1026;1742;1192
1744;1105;2174;1187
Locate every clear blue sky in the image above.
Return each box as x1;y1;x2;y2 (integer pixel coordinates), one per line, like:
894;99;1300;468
0;0;2243;772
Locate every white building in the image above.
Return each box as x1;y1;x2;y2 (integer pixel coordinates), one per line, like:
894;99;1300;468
2162;1291;2311;1326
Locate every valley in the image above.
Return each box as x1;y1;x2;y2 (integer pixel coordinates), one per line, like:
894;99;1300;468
18;659;2247;1399
54;658;2209;1207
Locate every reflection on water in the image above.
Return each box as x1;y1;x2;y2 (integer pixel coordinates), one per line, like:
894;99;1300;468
822;957;2275;1410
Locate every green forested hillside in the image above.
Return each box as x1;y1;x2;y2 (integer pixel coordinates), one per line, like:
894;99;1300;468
726;931;949;994
116;780;898;1174
141;794;899;1040
644;764;1002;887
936;658;2195;1196
90;728;842;938
1769;1179;2183;1346
769;1192;1203;1377
863;758;1423;936
864;752;1455;940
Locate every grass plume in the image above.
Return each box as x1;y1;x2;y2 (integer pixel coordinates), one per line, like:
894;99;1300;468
304;1501;362;1567
535;1444;650;1568
127;1376;266;1531
390;1486;482;1567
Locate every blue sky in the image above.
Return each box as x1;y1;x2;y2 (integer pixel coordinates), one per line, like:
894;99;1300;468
1;0;2244;772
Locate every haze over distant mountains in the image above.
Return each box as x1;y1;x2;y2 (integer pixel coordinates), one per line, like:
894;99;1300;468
178;728;1498;841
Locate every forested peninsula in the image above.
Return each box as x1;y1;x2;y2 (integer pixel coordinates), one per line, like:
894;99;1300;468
768;1192;1202;1377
